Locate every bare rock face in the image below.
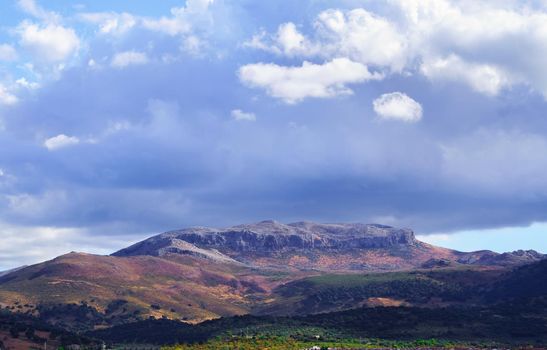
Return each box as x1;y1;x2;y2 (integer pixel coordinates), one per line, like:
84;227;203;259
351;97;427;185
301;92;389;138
113;220;417;258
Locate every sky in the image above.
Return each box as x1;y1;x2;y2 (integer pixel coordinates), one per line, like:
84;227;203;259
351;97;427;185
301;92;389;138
0;0;547;269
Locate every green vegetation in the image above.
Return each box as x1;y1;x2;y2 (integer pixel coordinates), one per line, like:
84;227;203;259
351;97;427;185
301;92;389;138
163;336;476;350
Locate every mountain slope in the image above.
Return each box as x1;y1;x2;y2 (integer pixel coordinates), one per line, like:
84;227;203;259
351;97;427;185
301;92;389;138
487;258;547;301
0;266;27;278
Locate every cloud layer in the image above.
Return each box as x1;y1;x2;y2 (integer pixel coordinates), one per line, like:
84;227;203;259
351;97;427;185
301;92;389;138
0;0;546;268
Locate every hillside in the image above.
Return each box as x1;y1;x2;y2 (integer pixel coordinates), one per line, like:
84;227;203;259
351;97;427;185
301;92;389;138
87;258;547;345
487;258;547;301
254;267;505;316
0;252;281;330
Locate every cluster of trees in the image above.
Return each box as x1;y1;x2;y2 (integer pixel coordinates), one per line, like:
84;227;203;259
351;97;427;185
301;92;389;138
37;301;144;332
0;309;98;348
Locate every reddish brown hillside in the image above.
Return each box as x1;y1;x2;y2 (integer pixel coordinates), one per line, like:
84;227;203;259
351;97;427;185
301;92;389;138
0;252;279;329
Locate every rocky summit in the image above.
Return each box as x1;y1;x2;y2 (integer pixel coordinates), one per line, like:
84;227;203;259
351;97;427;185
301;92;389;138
113;220;417;257
111;220;438;271
111;220;544;271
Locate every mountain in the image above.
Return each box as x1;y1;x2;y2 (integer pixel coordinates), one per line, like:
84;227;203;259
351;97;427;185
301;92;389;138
0;220;544;331
113;220;543;271
112;221;425;272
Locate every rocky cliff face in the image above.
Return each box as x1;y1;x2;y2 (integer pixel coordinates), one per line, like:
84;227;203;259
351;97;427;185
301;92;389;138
113;220;418;258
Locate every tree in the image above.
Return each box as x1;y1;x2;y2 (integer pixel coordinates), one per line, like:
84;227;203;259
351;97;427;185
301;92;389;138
9;326;19;338
25;327;35;340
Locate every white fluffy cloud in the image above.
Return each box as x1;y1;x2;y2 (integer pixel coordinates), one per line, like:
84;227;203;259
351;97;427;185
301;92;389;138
314;9;407;71
231;109;256;121
111;51;149;68
79;12;136;36
246;1;547;99
275;23;312;56
16;77;39;90
17;0;60;23
421;55;511;96
0;44;17;61
247;8;407;71
386;1;547;96
43;134;80;150
239;58;381;104
246;23;319;57
373;92;422;122
18;21;80;63
0;85;18;106
142;0;214;36
80;0;215;42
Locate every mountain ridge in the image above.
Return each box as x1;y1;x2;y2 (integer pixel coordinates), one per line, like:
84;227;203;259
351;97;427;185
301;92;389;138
112;220;544;270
